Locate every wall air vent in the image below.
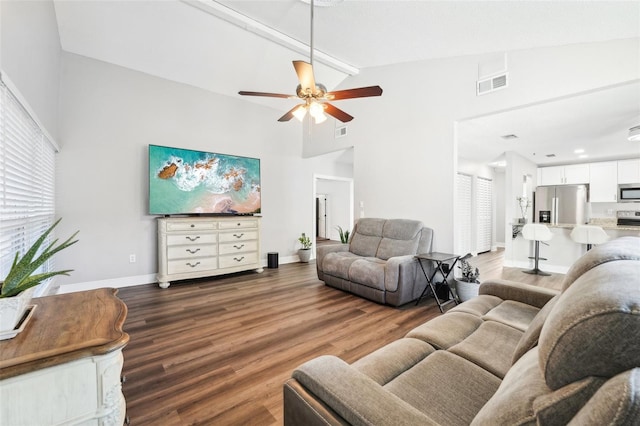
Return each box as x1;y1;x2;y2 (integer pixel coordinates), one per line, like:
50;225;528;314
477;73;509;96
546;154;556;158
335;125;347;138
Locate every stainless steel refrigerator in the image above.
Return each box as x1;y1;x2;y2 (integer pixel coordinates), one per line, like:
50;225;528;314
534;185;589;225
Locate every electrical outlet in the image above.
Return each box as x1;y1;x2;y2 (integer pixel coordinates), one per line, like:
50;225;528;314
129;254;136;263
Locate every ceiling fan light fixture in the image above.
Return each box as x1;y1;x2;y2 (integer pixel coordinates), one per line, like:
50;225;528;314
293;105;307;121
628;125;640;141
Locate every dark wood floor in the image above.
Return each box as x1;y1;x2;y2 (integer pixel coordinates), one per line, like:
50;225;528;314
118;249;563;425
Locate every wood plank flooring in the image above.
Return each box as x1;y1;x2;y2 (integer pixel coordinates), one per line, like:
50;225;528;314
117;249;563;425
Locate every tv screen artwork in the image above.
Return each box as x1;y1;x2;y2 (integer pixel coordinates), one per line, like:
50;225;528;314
149;144;261;215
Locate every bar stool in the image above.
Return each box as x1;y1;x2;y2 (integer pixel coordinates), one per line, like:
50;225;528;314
522;223;553;276
570;225;609;252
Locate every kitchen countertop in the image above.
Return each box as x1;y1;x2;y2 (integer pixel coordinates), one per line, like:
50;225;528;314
545;221;640;232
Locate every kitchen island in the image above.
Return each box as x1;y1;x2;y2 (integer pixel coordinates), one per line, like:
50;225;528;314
507;220;640;273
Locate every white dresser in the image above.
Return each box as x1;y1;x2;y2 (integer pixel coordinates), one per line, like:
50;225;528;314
157;216;262;288
0;289;129;426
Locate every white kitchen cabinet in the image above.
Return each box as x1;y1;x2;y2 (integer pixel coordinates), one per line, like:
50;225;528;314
589;161;618;202
539;164;590;186
617;159;640;184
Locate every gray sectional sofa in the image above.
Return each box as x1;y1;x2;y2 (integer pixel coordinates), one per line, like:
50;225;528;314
316;218;434;306
285;236;640;425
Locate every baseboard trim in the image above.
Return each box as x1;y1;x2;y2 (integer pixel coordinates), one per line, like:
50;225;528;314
56;256;307;294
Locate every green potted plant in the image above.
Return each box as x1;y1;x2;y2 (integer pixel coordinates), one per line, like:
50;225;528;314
453;258;480;302
0;218;78;336
336;226;350;244
298;232;312;263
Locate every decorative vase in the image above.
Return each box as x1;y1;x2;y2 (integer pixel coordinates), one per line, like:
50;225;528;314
298;249;312;263
454;279;479;302
0;286;35;334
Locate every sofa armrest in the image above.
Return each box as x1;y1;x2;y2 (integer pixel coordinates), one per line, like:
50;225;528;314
479;279;559;309
316;244;350;276
385;255;422;291
291;355;438;426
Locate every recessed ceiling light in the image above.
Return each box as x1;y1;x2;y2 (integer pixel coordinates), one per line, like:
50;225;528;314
574;149;585;154
629;125;640;141
501;134;518;140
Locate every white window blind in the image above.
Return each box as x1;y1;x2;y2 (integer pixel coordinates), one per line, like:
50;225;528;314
0;78;56;293
476;176;493;253
456;173;472;256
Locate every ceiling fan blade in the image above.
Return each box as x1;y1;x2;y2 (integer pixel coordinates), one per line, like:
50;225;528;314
293;61;316;94
324;103;354;123
326;86;383;101
238;91;292;99
277;105;303;122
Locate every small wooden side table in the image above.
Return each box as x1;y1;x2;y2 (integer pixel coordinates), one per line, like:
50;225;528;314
415;252;461;312
0;288;129;425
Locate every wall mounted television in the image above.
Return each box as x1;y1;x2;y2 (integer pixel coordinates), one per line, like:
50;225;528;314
149;144;261;215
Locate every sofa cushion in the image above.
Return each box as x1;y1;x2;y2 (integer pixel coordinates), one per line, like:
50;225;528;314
352;338;435;385
376;219;423;260
539;259;640;390
349;218;385;257
561;236;640;291
322;251;361;280
471;348;546;426
406;312;483;349
512;295;559;364
471;347;604;426
384;351;501;426
449;294;503;317
448;320;523;379
567;369;640;425
482;300;540;332
348;258;387;290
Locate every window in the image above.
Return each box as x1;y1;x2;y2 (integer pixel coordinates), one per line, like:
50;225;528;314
0;77;57;295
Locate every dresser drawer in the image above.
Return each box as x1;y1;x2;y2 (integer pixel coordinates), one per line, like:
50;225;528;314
166;221;218;232
219;230;258;243
219;241;258;255
167;233;217;246
218;220;258;230
167;244;217;260
168;257;217;275
219;252;258;269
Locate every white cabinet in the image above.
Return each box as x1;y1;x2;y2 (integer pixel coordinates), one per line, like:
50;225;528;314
157;216;262;288
539;164;590;185
589;161;618;202
618;159;640;184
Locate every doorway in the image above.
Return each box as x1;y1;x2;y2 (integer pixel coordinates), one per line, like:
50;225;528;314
313;175;354;243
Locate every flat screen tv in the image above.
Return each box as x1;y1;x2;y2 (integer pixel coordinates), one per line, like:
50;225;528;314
149;144;261;215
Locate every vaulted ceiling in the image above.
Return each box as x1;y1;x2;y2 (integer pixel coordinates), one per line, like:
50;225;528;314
53;0;640;165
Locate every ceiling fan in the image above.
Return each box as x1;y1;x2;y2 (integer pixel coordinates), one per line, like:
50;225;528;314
238;0;383;124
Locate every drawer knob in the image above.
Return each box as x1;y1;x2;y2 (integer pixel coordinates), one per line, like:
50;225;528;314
186;262;201;268
186;236;200;242
233;233;244;238
186;248;201;254
233;256;245;262
190;224;195;228
237;223;241;226
233;244;245;250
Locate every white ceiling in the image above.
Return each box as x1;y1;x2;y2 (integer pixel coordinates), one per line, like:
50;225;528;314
52;0;640;165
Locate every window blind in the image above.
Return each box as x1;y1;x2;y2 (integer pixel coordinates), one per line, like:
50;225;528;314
0;78;57;294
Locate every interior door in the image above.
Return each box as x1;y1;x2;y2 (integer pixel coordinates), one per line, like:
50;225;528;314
316;194;328;239
456;173;472;255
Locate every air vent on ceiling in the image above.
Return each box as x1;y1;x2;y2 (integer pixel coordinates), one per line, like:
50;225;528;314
477;73;509;96
335;125;348;138
546;154;556;158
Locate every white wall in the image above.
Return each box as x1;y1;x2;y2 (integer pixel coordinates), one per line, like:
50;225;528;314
0;0;61;141
303;38;640;254
54;53;350;287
